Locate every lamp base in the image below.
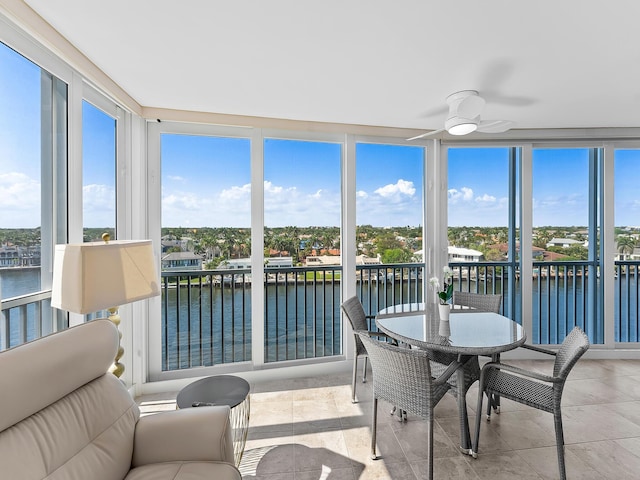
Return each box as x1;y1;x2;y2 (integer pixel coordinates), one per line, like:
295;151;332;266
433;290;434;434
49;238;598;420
107;307;125;378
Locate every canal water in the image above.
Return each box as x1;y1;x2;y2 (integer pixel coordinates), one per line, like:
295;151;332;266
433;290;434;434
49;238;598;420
2;268;636;370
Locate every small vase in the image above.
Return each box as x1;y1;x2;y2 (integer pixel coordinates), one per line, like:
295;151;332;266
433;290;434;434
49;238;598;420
438;319;451;337
438;303;451;322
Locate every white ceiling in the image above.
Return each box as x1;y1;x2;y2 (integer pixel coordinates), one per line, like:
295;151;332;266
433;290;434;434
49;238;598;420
22;0;640;132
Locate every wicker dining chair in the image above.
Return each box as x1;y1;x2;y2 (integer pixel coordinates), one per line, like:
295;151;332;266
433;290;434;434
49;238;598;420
472;326;590;480
452;291;502;314
357;331;461;480
341;296;393;403
453;291;504;415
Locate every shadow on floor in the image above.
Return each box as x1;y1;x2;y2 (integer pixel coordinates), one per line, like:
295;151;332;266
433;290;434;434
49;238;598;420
240;443;365;479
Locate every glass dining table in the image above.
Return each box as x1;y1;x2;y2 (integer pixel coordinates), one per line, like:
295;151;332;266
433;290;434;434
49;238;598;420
375;302;526;455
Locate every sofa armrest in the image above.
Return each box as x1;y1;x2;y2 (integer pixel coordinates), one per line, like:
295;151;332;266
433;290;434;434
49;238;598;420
132;405;235;467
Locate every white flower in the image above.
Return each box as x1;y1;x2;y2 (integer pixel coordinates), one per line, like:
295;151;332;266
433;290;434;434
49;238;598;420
429;277;440;289
442;266;452;280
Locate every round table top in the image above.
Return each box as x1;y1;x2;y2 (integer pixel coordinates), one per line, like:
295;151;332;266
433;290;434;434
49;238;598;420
176;374;250;409
376;302;526;356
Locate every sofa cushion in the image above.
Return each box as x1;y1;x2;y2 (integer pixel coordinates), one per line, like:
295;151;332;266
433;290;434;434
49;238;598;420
126;462;242;480
0;319;119;432
0;373;139;479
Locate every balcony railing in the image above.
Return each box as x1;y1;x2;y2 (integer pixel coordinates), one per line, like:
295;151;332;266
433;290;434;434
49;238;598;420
447;260;600;343
616;260;640;342
3;260;639;365
161;263;424;371
0;290;64;350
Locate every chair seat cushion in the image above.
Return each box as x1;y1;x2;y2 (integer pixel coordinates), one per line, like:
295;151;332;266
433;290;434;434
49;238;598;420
125;461;241;480
485;369;555;412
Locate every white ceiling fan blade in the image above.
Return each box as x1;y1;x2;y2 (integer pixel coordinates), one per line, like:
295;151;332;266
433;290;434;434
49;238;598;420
406;128;445;141
476;119;516;133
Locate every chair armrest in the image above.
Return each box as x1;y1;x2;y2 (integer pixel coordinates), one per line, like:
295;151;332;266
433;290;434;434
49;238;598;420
482;361;559;383
132;405;235;467
360;329;398;345
520;343;558;356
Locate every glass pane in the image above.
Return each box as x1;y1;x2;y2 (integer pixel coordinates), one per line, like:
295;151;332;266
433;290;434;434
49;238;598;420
614;149;640;342
160;134;251;371
447;148;511;313
82;100;116;241
356;143;424;314
532;148;591;344
263;138;341;362
0;41;67;348
0;43;42;299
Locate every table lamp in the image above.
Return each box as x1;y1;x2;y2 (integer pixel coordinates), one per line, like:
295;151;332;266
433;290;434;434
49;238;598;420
51;235;160;377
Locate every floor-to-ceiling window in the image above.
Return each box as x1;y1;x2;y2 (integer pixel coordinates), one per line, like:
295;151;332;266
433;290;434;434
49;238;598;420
159;131;252;371
446;147;518;318
263;137;342;362
81;99;116;242
531;148;601;344
614;149;640;342
0;40;67;349
355;142;424;316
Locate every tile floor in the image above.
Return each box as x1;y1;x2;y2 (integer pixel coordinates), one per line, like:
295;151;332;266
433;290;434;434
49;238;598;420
137;358;640;479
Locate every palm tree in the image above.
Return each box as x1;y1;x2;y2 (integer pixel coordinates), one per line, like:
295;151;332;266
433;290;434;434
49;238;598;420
617;235;637;261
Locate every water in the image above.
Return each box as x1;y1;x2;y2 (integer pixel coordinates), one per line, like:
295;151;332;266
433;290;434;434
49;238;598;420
3;268;637;366
0;267;41;299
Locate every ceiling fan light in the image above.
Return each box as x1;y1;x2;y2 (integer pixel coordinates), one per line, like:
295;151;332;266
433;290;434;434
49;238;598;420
446;116;478;135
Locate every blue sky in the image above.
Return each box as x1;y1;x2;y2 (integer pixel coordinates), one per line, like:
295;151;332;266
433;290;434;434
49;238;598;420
2;41;640;230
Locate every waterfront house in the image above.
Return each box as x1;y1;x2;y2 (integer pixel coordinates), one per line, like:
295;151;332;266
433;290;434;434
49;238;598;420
161;251;203;271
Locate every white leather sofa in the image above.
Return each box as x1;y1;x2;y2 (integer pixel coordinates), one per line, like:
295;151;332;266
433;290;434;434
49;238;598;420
0;319;242;480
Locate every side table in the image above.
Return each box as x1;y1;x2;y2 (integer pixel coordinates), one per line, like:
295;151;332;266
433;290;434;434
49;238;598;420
176;374;250;466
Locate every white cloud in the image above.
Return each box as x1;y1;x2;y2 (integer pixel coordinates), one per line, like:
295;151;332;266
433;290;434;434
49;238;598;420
475;193;496;204
448;186;512;226
82;184;116;227
219;183;251;201
264;181;340;226
0;172;40;227
448;187;474;204
161;180;341;227
356;179;421;226
374;179;415;199
167;175;186;182
163;192;204;210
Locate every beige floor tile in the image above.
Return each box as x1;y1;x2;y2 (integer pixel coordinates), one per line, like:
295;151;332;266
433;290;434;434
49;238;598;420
356;460;418;480
562;377;636;406
292;399;343;434
247;398;293;435
469;450;544;479
411;455;480;480
478;409;556;451
562;404;640;443
516;445;602;480
135;359;640;480
568;439;640;479
293;431;356;472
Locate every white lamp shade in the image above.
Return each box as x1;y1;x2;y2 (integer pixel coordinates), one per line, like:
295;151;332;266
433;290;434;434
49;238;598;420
51;240;160;314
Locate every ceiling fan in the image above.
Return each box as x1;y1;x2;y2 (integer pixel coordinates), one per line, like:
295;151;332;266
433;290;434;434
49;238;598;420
407;90;516;141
